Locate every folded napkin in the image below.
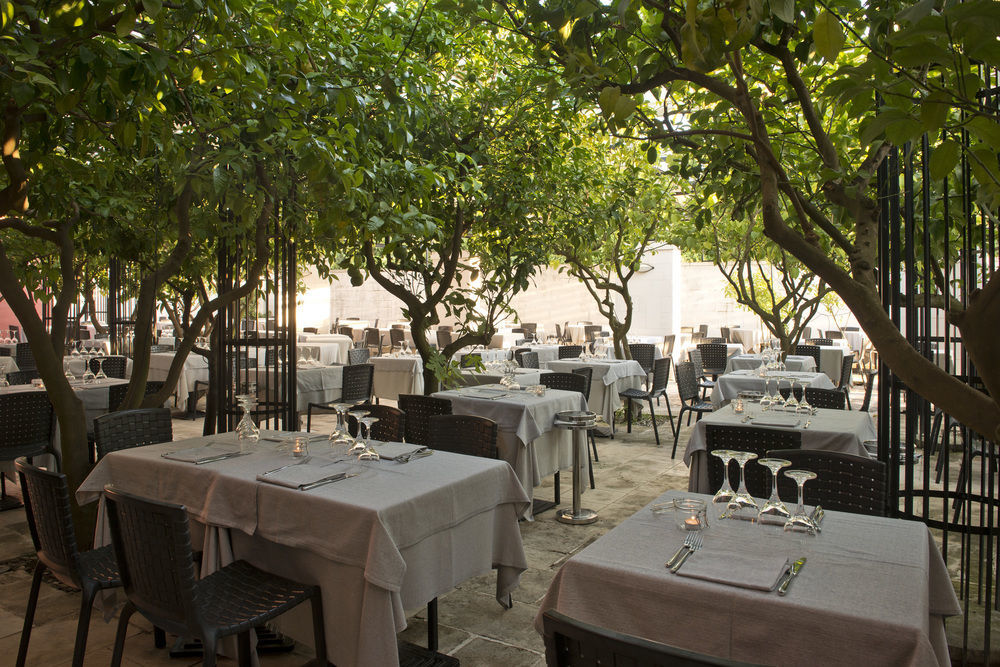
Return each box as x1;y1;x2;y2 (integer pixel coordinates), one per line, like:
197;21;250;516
371;442;427;461
677;551;791;591
161;442;242;463
257;465;346;489
751;415;801;428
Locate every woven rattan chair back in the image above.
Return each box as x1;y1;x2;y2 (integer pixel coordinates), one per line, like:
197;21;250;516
705;424;802;499
436;329;453;349
519;351;539;369
428;414;498;459
558;345;583;359
542;609;763;667
89;356;127;379
794;344;821;370
347;404;405;441
675;361;700;403
804;387;846;409
696;342;728;373
364;327;382;350
0;392;56;463
389;328;406;348
651;357;671;394
697;324;708;337
571;367;593;401
460;353;482;368
104;487;200;635
826;330;844;339
720;327;732;343
338;325;355;338
94;409;173;461
347;347;370;365
7;369;39;385
341;363;374;403
109;381;166;412
628;344;655;374
687;348;705;377
583;325;602;343
521;323;537;341
15;459;83;586
16;342;36;370
540;372;588;397
663;334;676;357
513;348;530;366
769;449;887;516
398;394;452;446
837;354;854;391
807;338;834;346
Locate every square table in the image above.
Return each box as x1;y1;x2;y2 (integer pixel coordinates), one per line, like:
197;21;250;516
541;359;646;434
728;328;760;352
147;351;209;409
711;369;835;408
724;354;816;374
459;367;542;387
371;355;424;401
433;386;588;518
683;404;876;493
77;433;529;667
537;489;960;667
297;333;353;364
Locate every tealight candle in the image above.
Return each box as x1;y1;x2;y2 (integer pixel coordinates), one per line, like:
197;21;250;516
684;516;702;530
292;436;308;458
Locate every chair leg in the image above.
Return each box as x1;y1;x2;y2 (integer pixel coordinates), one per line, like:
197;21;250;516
587;431;595;490
16;560;45;667
672;407;686;458
590;430;599;462
647;398;660;447
237;631;252;667
110;602;136;667
154;627;166;649
626;397;633;434
72;585;98;667
427;598;438;651
202;635;218;667
663;392;676;437
306;407;313;432
310;592;327;665
554;471;560;505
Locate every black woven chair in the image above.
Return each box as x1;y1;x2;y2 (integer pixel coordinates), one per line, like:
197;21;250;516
720;326;732;343
14;459;130;667
108;380;166;412
794;344;822;371
364;327;384;356
768;449;887;516
389;327;406;350
617;357;674;450
7;368;39;385
542;609;762;667
520;323;538;342
805;386;846;410
836;354;855;408
687;349;714;400
88;355;127;379
663;334;676;359
302;327;318;334
16;342;36;370
93;408;173;461
826;330;844;340
628;343;655;390
338;325;355;338
705;424;802;499
673;361;714;457
397;394;452;447
807;338;834;346
428;414;499;459
306;363;374;431
859;369;877;411
105;486;327;667
558;345;583;359
540;371;588;396
346;403;405;441
696;342;728;380
518;351;540;369
348;347;370;365
0;392;58;510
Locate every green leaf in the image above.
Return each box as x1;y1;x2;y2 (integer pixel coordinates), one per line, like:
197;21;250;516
968;147;999;188
771;0;794;24
141;0;162;18
598;86;620;117
968;116;1000;147
116;6;136;37
646;145;658;164
920;91;950;131
614;95;636;122
929;140;961;181
813;11;845;62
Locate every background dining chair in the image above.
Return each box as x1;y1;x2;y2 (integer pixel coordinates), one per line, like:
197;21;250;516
616;357;673;449
7;369;40;385
672;361;714;457
428;414;498;459
108;380;166;413
348;347;371;365
768;449;887;516
558;345;583;359
88;355;127;378
347;404;405;441
397;394;453;447
302;327;318;334
436;328;453;350
306;363;374;431
687;349;714;400
93;408;173;461
804;387;846;410
807;338;834;347
793;343;822;371
0;392;58;510
826;330;844;339
104;486;327;667
705;424;802;499
518;351;540;369
389;327;406;350
541;609;763;667
520;323;538;342
628;343;655;390
15;342;36;371
364;327;385;356
837;354;855;408
696;342;728;381
15;458;133;667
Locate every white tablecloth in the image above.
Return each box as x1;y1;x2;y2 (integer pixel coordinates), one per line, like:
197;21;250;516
77;434;529;667
434;387;588;517
518;343;561;365
147;351;209;407
537;489;960;667
297;333;353;364
459;368;542;387
724;354;816;374
65;355;131;378
817;343;849;385
0;356;17;374
371;356;424;401
683;404;876;492
711;370;835;408
542;359;645;432
292;364;343;411
456;348;510;364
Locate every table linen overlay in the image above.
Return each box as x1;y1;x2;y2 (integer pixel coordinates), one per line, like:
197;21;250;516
711;369;835;408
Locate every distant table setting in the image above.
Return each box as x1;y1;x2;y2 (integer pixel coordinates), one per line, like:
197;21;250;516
542;358;645;435
77;430;529;667
537;489;960;666
724;353;816;374
710;369;835;408
371;355;424;401
297;333;352;364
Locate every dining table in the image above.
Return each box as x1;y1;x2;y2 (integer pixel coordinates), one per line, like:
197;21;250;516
724;354;817;374
458;367;542;387
541;358;646;435
147;351;209;410
0;356;18;375
683;403;876;493
728;328;760;352
536;489;960;666
710;369;835;408
371;355;424;401
433;385;588;518
76;432;530;667
297;333;352;364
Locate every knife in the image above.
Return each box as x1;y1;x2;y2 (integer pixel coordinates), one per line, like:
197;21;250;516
299;472;356;491
777;557;806;596
193;451;249;465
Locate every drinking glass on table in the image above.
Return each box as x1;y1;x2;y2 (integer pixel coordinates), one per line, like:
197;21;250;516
357;416;380;461
328;403;356;450
784;379;799;409
710;449;737;505
783;469;819;535
347;410;369;455
63;358;76;382
728;450;759;513
757;458;792;519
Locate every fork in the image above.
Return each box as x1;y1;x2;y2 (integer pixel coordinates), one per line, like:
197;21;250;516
670;532;703;573
665;533;698;568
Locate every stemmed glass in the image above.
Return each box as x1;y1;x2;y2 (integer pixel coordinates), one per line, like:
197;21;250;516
328;403;356;450
95;357;108;380
796;386;812;414
759;382;772;411
70;340;81;357
769;378;784;407
757;458;792;519
710;449;737;505
347;410;370;455
0;373;8;388
63;358;76;382
235;393;260;448
81;362;96;384
728;450;759;513
783;469;819;534
357;416;381;461
784;379;799;409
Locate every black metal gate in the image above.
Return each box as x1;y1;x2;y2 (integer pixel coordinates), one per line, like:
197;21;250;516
878;65;1000;663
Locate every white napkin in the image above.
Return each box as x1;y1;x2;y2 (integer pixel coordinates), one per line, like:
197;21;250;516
161;442;242;463
256;464;348;489
677;551;791;591
371;442;427;461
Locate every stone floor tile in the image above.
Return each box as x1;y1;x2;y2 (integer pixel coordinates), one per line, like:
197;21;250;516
449;636;544;667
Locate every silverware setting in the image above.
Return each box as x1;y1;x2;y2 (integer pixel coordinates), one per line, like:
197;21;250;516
261;459;311;476
666;533;698;568
300;472;357;491
669;532;703;573
397;447;432;463
193;451;248;465
777;556;806;595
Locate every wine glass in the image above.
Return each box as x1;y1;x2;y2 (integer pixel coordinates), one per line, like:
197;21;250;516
357;416;381;461
727;450;759;512
784;379;799;409
81;363;96;384
757;458;792;519
70;340;81;357
783;469;819;534
796;384;812;413
63;358;76;382
710;449;737;505
759;382;772;411
328;403;356;450
95;358;107;380
235;393;260;449
347;410;370;455
0;373;8;388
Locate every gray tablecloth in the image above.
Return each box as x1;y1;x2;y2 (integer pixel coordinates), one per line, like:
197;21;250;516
711;370;835;408
724;354;816;374
371;356;424;401
683;404;876;493
459;368;541;387
147;351;209;406
536;490;960;667
542;359;645;432
77;433;529;667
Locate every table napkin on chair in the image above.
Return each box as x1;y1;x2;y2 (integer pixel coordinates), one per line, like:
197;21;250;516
676;551;791;591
